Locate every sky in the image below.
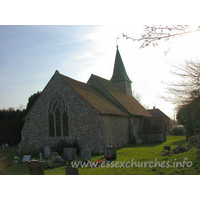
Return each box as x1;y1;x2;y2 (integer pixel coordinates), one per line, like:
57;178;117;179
0;25;200;119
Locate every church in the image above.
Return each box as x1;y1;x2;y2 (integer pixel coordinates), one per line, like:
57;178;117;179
19;46;168;154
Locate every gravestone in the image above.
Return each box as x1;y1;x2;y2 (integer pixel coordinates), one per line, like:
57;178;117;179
44;146;51;158
105;147;117;160
63;148;76;161
81;149;91;161
65;167;79;175
22;155;31;163
28;160;44;175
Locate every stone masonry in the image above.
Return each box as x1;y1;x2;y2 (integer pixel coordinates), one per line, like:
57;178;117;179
19;71;131;154
20;71;105;153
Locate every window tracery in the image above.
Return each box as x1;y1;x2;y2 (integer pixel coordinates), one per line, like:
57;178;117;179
48;93;69;137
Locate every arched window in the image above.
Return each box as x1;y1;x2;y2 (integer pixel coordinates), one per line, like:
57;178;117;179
62;111;69;136
48;93;69;137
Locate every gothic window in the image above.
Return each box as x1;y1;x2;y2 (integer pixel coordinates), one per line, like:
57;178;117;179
49;112;54;137
62;111;69;136
55;108;62;136
48;93;69;137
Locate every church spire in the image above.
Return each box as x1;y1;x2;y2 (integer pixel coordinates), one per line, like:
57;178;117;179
110;46;132;96
111;46;132;83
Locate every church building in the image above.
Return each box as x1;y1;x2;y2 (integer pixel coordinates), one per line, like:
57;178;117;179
19;46;167;154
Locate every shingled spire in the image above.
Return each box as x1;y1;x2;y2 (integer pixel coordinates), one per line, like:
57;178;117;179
110;46;132;96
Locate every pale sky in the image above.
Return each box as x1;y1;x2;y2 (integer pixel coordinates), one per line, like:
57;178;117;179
1;25;200;119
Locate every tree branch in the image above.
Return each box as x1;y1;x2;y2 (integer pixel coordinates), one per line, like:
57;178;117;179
122;25;200;48
160;60;200;105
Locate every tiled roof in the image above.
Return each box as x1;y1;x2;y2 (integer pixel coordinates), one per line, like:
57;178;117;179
147;108;170;119
60;74;128;116
90;75;152;117
25;71;152;118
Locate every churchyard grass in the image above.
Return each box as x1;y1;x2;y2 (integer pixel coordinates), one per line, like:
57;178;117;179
1;135;200;175
78;135;200;175
0;147;30;175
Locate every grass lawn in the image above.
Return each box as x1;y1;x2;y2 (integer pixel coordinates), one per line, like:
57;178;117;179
1;135;200;175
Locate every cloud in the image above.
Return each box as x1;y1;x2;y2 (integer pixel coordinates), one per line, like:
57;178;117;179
73;51;97;60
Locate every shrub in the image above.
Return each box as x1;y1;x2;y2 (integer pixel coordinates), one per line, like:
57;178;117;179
188;135;200;149
30;148;43;157
53;140;68;155
172;125;186;136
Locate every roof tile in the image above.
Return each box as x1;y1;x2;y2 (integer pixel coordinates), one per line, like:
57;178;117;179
90;75;152;117
60;74;128;116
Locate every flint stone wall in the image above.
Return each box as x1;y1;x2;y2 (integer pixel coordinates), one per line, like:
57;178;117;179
20;72;105;154
102;115;129;147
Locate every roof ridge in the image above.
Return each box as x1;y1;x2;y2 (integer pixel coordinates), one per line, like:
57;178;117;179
89;74;152;117
147;108;169;119
89;75;135;115
60;73;128;116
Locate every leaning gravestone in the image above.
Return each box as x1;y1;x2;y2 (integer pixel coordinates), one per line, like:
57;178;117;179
28;160;44;175
105;147;117;160
44;146;51;158
63;148;76;161
81;149;91;161
22;155;31;163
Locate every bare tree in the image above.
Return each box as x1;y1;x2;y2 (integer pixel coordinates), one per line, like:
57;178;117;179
122;25;200;106
122;25;200;49
160;60;200;105
122;25;200;136
132;89;149;109
132;89;142;103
